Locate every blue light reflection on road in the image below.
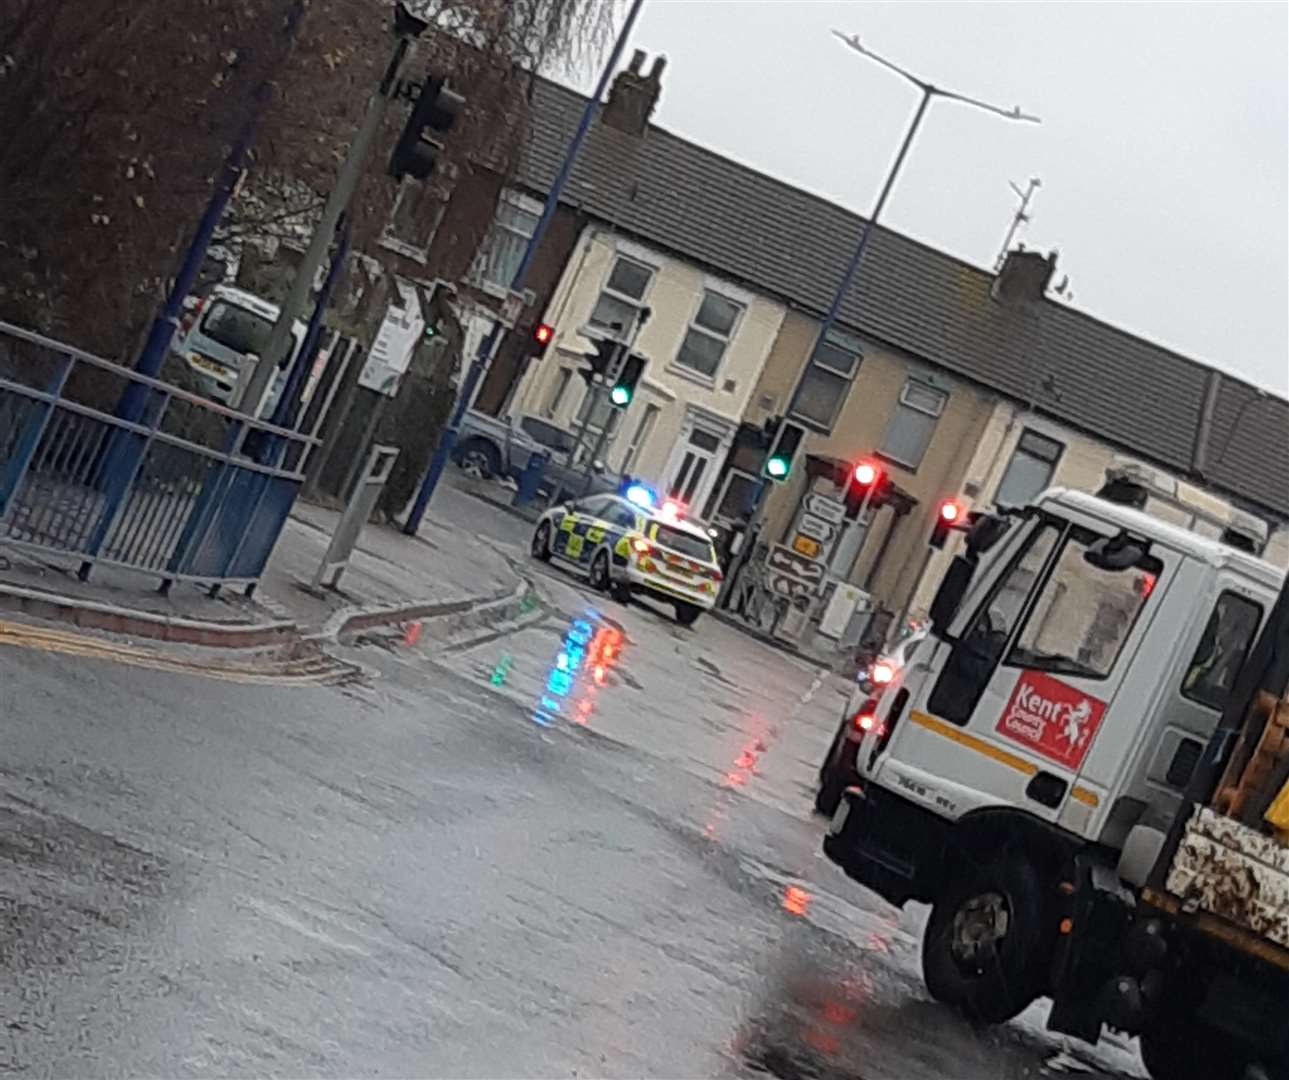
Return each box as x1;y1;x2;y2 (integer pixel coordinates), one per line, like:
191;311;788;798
533;616;623;728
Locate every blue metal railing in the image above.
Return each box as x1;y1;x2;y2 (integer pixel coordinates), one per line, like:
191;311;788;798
0;320;316;593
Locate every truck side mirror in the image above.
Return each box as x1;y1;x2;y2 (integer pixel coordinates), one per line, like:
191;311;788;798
929;555;975;636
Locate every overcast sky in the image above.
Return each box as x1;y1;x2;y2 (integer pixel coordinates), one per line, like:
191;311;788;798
564;1;1288;394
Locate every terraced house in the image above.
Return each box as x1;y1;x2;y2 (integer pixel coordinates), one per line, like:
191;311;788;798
461;55;1288;636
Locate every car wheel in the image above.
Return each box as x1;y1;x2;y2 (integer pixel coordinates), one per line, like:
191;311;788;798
531;521;552;561
590;550;611;592
921;852;1049;1024
814;725;847;816
674;602;701;627
456;438;500;480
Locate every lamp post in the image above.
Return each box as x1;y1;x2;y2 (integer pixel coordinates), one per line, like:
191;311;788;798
721;34;1039;609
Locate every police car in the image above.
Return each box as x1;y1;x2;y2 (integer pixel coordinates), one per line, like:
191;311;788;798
530;489;723;627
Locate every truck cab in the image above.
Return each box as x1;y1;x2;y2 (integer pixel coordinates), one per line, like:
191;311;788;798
824;486;1283;1038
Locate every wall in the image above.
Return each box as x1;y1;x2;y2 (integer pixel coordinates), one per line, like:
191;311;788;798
751;311;994;622
904;400;1289;620
511;227;786;513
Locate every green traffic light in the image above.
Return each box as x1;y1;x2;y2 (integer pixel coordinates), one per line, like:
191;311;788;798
766;456;789;479
610;386;631;407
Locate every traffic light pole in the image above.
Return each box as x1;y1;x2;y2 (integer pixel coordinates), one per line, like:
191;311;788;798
578;334;634;497
240;31;418;417
721;40;1038;611
402;0;645;536
720;91;932;608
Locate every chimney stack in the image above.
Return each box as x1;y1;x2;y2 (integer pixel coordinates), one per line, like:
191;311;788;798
602;50;666;136
992;246;1058;305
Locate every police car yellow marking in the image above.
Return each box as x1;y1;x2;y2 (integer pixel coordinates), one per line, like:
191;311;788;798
565;533;584;559
614;537;631;558
559;516;575;532
586;526;605;543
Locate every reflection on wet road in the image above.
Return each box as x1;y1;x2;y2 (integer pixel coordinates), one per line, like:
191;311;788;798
1;519;1145;1078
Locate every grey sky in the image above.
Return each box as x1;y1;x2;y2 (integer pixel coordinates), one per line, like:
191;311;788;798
565;1;1288;394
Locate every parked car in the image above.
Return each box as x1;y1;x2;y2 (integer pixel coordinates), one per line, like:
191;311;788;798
454;410;617;500
172;284;306;415
815;629;928;815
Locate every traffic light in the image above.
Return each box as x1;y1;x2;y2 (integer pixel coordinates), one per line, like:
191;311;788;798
929;497;965;549
610;353;646;407
844;457;885;516
531;322;554;358
763;419;806;482
579;338;620;388
388;76;465;181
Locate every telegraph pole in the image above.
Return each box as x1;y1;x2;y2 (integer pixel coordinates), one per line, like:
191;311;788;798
240;8;427;417
722;33;1039;608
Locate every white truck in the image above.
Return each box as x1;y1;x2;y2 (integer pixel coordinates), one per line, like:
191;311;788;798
823;484;1289;1079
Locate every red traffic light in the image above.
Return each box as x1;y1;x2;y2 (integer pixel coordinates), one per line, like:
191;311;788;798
534;323;554;346
939;498;962;522
853;460;879;486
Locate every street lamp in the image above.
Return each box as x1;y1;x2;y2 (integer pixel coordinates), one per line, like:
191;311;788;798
722;36;1039;608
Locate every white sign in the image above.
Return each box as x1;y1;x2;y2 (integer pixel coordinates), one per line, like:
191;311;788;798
766;571;816;602
767;543;825;586
804;492;847;525
796;512;838;543
359;281;424;396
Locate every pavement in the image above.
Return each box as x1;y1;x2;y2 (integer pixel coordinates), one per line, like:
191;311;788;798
0;476;1148;1079
0;478;526;647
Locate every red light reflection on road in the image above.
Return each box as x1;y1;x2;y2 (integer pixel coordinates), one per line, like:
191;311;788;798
535;619;625;727
783;885;812;917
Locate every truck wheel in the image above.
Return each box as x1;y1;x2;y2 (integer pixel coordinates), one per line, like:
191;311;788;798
1139;1010;1246;1080
922;852;1049;1024
456;438;501;479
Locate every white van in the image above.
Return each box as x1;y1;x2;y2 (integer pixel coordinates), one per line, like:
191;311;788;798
172;285;306;415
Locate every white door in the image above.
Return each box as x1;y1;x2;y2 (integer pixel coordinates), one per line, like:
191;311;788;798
666;425;724;509
885;512;1173;825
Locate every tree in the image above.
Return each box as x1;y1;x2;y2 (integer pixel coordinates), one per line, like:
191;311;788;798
0;0;620;373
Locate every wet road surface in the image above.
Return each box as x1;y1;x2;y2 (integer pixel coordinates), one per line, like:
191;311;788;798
1;495;1147;1078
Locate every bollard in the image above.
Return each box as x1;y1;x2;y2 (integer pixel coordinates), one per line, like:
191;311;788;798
512;451;549;508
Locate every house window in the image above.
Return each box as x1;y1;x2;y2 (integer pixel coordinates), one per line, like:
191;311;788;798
545;368;573;419
791;328;862;430
478;191;541;291
996;429;1064;506
675;291;742;380
880;379;948;469
621;402;660;475
382;182;446;262
589;257;653;338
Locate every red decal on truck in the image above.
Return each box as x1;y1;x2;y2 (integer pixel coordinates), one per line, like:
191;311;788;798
996;671;1106;771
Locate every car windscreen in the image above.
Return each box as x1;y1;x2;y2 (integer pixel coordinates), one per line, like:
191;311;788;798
652;524;714;563
200;301;275;356
519;416;576;453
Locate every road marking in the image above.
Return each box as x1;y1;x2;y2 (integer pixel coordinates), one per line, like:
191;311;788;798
0;618;348;686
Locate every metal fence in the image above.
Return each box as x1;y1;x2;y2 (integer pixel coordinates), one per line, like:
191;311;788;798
0;320;317;593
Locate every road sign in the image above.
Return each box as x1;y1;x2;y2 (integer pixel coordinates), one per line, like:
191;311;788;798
768;543;825;586
766;571;816;602
791;533;821;559
804;492;846;525
796;512;837;544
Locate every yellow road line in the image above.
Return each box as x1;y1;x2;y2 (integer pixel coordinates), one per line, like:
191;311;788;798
0;618;342;686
